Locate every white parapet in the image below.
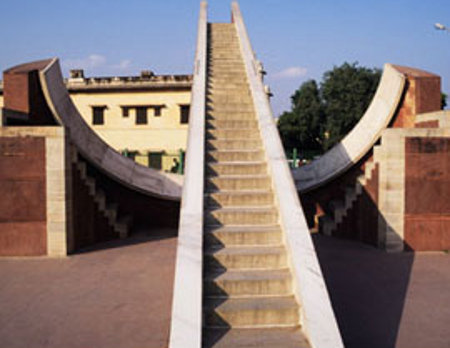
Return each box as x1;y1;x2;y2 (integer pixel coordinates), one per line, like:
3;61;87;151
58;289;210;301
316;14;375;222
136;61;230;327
168;2;208;348
232;2;344;348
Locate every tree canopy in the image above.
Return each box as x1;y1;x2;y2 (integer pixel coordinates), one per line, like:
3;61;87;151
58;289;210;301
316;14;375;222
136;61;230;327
277;62;381;157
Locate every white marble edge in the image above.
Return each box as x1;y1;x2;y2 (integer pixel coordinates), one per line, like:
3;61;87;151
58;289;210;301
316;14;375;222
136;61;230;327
232;2;344;348
38;59;182;201
168;2;207;348
415;110;450;127
293;64;406;193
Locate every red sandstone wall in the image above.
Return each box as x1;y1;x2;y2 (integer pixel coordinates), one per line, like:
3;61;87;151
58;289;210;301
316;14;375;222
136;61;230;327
415;120;439;128
404;137;450;251
3;73;29;114
0;137;47;256
391;67;441;128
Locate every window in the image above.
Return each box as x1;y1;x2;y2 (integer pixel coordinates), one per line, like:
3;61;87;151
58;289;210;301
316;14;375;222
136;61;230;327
154;106;162;117
136;107;148;125
180;105;190;124
122;107;130;117
92;106;106;125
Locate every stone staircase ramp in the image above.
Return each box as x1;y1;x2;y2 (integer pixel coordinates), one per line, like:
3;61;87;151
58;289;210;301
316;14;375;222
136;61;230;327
202;22;309;348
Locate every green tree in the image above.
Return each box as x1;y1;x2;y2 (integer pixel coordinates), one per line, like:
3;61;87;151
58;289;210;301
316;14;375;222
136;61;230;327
277;80;324;156
277;62;381;155
321;62;381;149
442;93;448;110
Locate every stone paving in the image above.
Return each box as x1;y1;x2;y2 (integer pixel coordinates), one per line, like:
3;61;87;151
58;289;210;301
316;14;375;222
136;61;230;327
313;234;450;348
0;229;177;348
0;230;448;348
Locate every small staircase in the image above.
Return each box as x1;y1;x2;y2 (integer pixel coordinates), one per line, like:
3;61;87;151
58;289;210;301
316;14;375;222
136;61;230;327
72;150;133;239
202;23;309;348
319;155;378;236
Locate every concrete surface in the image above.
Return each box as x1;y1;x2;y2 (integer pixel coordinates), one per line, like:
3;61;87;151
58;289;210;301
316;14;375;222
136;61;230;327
0;229;177;348
313;234;450;348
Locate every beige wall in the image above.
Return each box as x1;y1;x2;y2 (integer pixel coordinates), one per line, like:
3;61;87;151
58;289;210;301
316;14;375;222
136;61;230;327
69;89;190;153
0;95;3;108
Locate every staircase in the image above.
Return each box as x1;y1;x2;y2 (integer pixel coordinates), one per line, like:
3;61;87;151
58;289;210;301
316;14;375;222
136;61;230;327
319;157;377;236
72;150;133;240
202;23;310;348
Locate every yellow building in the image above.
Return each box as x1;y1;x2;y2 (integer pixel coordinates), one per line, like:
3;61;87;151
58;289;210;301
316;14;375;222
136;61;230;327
67;69;192;171
0;70;192;172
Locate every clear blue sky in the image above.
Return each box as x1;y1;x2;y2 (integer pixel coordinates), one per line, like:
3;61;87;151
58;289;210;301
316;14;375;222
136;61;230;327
1;0;449;115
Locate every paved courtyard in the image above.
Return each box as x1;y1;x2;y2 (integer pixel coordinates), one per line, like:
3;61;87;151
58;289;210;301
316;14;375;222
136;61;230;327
0;229;177;348
0;230;448;348
313;234;450;348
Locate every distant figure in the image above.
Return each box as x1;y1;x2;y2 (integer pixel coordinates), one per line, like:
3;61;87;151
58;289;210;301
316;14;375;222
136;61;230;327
171;158;179;173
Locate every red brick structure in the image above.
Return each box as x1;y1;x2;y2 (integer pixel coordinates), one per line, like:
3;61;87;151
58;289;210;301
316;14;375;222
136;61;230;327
404;137;450;250
0;137;47;255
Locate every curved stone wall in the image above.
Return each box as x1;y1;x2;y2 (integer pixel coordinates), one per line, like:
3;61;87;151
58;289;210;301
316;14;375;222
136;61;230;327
37;58;182;200
293;64;406;192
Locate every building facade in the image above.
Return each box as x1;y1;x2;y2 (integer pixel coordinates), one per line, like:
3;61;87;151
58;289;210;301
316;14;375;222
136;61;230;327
0;69;193;172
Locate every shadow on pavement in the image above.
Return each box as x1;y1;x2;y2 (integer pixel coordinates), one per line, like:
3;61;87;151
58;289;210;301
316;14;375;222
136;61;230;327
73;227;177;254
313;234;414;348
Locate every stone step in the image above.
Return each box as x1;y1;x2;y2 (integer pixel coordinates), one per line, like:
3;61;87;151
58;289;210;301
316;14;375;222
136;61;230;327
204;225;282;247
206;119;257;129
209;35;237;38
204;245;286;270
94;189;106;210
104;202;118;223
208;58;244;64
206;112;256;120
203;295;299;328
207;83;250;90
206;190;273;207
207;162;267;176
206;85;252;92
207;90;250;98
208;98;253;106
208;72;245;77
208;61;245;67
209;55;242;60
207;94;252;103
207;104;254;113
114;214;133;239
205;206;278;225
209;74;246;80
202;327;309;348
207;139;262;151
329;199;344;212
209;47;240;51
318;215;334;236
209;46;240;51
207;150;265;162
206;175;271;191
204;268;292;297
206;128;259;140
208;66;246;73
